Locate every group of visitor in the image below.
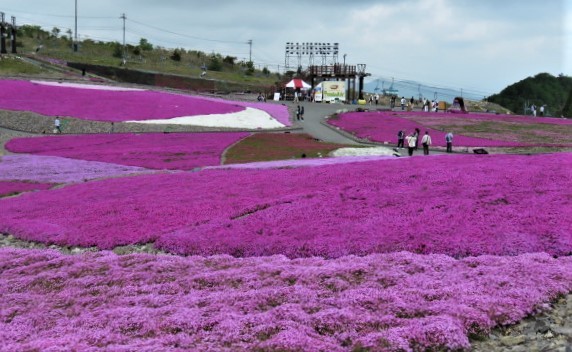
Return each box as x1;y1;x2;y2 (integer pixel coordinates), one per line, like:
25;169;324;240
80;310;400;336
530;104;546;117
396;129;454;156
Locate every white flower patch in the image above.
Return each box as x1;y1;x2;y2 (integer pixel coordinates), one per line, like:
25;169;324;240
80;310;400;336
127;107;286;129
330;146;396;157
31;80;146;91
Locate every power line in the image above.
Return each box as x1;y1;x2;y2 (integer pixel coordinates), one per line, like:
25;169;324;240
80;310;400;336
126;18;249;45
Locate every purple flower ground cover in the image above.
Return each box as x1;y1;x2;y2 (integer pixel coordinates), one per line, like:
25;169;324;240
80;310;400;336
0;79;244;122
441;112;572;126
0;154;155;183
328;111;572;147
0;181;53;198
1;153;570;257
5;132;250;170
1;248;570;351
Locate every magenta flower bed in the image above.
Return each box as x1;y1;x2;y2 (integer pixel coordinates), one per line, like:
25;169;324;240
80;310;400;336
5;132;250;170
0;154;154;183
0;181;52;197
1;248;570;351
1;153;570;257
0;79;244;122
328;111;570;147
445;112;572;126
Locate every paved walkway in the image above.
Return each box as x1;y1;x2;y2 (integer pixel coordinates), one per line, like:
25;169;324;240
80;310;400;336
280;100;447;157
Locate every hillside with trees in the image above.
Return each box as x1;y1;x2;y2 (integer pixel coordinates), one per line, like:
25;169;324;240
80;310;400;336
10;24;285;92
487;73;572;117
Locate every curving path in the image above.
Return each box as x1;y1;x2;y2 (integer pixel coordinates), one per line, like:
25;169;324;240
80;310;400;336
281;100;447;156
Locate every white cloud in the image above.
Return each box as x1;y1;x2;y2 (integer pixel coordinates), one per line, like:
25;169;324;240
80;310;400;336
5;0;569;94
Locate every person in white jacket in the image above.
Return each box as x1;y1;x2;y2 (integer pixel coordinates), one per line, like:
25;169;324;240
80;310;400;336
421;131;432;155
405;133;417;156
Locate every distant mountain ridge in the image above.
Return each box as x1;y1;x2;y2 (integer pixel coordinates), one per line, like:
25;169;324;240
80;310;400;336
363;78;485;103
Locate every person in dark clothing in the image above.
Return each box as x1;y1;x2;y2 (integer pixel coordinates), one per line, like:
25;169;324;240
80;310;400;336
414;128;420;150
397;130;405;148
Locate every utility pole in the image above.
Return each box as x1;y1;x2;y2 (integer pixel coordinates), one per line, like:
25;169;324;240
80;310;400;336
0;12;6;54
120;13;126;63
247;39;252;62
10;16;16;54
74;0;78;52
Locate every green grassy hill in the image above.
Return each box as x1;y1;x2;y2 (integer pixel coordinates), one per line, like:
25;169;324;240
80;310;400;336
10;24;282;92
487;73;572;117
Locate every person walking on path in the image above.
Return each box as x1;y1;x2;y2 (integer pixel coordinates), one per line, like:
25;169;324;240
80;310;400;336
421;131;432;155
300;105;305;120
296;105;301;121
400;97;406;111
445;132;454;153
406;132;417;156
54;117;62;134
397;130;405;149
414;128;420;150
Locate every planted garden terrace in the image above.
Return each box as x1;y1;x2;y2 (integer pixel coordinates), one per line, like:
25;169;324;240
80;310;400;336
6;132;250;170
0;154;155;183
327;111;572;148
224;133;348;164
1;153;570;257
0;79;244;122
1;248;570;351
0;79;292;129
0;181;53;198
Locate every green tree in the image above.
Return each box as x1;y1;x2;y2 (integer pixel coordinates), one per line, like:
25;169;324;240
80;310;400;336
51;27;61;38
223;55;236;65
208;55;223;71
171;49;182;61
488;73;572;115
562;89;572;118
112;43;123;58
244;61;255;76
19;25;46;39
139;38;153;51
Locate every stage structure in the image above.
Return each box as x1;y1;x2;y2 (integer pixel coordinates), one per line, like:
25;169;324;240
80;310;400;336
284;42;339;70
284;42;369;102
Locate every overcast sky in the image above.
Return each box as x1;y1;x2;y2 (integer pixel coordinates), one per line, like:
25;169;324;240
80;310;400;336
2;0;571;97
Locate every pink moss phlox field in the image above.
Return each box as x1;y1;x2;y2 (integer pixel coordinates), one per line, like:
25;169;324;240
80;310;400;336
434;112;572;126
0;154;154;183
1;249;571;351
6;132;250;170
0;181;53;197
0;79;244;122
1;153;570;256
327;111;569;147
